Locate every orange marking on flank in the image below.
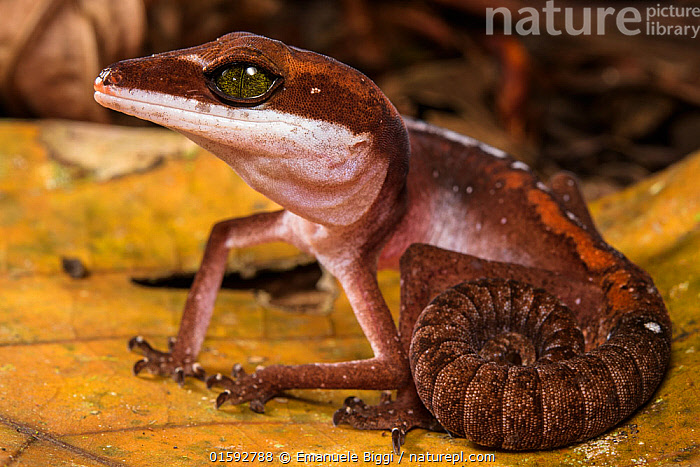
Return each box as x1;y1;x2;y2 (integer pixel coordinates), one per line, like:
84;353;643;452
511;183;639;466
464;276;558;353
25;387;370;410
527;189;615;272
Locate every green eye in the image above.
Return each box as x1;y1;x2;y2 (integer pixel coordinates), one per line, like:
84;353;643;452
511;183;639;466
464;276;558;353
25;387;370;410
214;64;277;100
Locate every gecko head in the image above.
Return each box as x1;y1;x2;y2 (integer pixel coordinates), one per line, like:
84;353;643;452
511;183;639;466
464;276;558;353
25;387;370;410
94;32;409;227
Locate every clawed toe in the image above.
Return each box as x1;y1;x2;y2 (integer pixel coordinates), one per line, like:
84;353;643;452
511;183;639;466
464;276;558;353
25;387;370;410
205;372;236;391
128;335;156;354
205;373;239;408
205;365;280;412
391;427;406;455
127;335;206;384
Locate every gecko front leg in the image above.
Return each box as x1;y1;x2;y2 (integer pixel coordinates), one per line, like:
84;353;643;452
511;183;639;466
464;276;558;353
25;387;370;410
208;262;413;411
129;210;288;385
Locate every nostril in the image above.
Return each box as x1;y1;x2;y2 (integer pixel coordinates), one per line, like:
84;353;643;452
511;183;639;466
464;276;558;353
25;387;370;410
106;69;122;85
99;68;122;86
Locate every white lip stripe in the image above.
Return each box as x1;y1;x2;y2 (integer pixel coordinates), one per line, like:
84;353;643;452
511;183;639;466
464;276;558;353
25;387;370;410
94;90;310;137
95;88;306;128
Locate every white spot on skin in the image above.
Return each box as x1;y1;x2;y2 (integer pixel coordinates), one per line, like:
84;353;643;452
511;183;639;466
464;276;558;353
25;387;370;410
644;322;662;334
575;298;581;305
510;161;530;171
466;186;473;194
432;170;439;179
181;53;207;66
536;181;550;192
566;211;578;221
310;87;321;94
500;217;507;224
476;222;482;231
452;185;459;193
563;194;571;202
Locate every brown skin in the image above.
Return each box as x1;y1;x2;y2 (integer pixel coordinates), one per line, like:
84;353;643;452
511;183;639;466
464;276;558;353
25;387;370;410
94;33;670;452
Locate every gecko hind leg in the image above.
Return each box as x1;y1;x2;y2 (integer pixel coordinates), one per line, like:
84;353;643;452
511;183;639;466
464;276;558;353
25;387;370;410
332;387;442;454
548;171;598;234
333;244;602;453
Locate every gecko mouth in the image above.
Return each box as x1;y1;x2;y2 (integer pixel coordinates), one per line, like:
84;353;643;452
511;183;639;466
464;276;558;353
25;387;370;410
93;86;292;129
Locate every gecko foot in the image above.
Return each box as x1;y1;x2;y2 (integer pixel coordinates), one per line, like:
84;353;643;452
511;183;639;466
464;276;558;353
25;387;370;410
128;336;206;385
332;391;442;454
206;364;281;413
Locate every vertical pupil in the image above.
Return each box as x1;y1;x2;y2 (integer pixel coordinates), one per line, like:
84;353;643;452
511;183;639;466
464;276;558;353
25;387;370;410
215;64;274;99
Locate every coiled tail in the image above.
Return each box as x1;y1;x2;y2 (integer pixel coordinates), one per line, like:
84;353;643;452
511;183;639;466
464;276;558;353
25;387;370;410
409;278;670;450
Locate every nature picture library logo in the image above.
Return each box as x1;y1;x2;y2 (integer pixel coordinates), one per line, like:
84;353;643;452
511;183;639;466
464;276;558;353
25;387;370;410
486;1;700;38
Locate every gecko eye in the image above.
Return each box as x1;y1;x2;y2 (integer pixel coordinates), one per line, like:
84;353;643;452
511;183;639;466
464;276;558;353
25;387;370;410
208;63;281;105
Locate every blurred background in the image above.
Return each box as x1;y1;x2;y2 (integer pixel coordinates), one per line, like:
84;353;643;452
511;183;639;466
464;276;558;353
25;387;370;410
1;0;698;199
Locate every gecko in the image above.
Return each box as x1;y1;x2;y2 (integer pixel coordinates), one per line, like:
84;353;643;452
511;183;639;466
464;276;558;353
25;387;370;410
93;32;670;452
